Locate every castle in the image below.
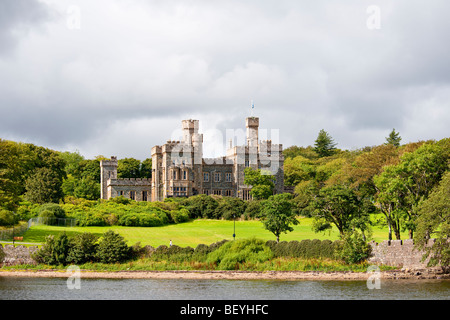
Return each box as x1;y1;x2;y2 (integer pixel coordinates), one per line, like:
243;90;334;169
100;116;284;202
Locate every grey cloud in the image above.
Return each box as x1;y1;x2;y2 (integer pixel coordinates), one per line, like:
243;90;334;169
0;0;449;157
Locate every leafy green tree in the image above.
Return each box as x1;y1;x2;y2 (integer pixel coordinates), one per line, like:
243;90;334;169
117;158;141;179
214;197;246;220
25;167;64;204
244;168;274;200
0;209;15;226
140;158;152;178
0;139;23;210
312;185;364;237
59;151;84;176
73;176;100;200
74;159;101;182
283;145;318;160
374;140;449;239
96;230;130;263
283;156;315;186
313;129;337;157
385;128;402;147
415;171;450;271
182;194;218;219
260;193;299;242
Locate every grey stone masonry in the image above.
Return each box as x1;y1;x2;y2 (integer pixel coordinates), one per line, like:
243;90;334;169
0;244;39;266
368;239;434;269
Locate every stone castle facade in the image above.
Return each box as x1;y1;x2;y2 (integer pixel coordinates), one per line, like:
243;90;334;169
100;116;284;202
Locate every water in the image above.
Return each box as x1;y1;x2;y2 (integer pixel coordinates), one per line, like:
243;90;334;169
0;277;449;300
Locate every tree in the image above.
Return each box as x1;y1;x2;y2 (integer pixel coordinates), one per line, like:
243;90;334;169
312;184;364;237
140;158;152;178
374;140;449;239
117;158;141;179
0;139;23;210
414;171;450;271
215;196;246;220
74;159;101;182
260;193;299;242
25;167;64;204
244;168;275;200
67;232;99;265
182;194;218;219
313;129;337;157
385;129;402;147
283;156;315;186
73;176;100;200
96;230;130;263
59;151;85;176
33;233;70;265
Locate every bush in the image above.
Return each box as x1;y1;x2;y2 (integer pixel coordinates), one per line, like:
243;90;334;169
182;194;218;219
336;231;372;264
96;230;130;263
33;232;70;265
169;208;190;223
0;209;15;226
267;239;339;260
67;233;99;264
206;238;273;270
38;203;66;226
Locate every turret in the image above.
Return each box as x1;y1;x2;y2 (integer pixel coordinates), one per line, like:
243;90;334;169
100;156;118;199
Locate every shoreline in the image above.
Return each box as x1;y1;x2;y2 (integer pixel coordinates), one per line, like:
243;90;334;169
1;269;448;280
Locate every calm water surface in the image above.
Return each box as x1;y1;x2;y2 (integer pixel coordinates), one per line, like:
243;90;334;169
0;277;449;300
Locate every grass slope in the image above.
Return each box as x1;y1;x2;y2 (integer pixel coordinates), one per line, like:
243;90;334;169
21;217;404;247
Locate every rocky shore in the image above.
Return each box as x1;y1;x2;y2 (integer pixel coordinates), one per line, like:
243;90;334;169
1;268;448;280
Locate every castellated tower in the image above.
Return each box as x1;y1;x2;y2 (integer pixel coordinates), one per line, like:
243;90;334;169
100;156;118;200
182;119;203;164
246;117;259;148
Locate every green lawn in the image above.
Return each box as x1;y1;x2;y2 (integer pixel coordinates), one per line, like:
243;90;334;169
21;217;403;248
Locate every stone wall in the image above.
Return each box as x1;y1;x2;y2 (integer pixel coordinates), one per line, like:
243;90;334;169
0;244;39;266
368;239;433;269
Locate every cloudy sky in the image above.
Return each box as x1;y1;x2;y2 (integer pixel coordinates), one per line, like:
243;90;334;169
1;0;449;160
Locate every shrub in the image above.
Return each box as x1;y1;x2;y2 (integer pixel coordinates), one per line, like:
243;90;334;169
38;203;66;226
336;231;372;264
96;230;130;263
206;238;273;270
182;194;218;219
0;209;15;226
109;196;131;205
169;208;190;223
267;239;339;260
67;233;99;264
33;232;70;265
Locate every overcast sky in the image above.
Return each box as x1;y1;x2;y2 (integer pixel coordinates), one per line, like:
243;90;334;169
1;0;449;160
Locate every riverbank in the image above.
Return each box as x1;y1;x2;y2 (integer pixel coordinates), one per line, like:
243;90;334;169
1;268;448;280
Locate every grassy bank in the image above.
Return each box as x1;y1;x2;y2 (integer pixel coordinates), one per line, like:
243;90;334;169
20;217;405;247
2;258;395;273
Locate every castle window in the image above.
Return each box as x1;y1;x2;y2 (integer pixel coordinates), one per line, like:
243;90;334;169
118;191;124;196
173;170;177;180
226;173;232;182
130;191;136;200
183;170;187;180
204;189;210;195
203;172;209;182
214;172;220;182
224;190;232;197
245;160;249;167
142;191;148;201
213;189;221;196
